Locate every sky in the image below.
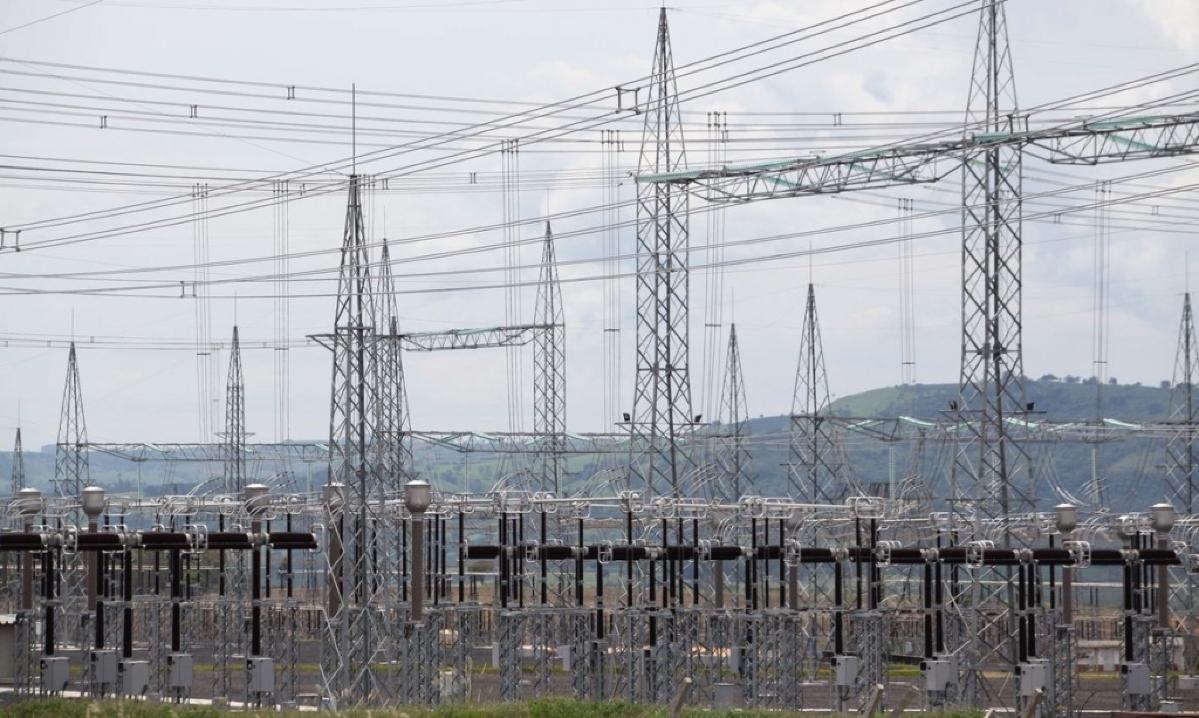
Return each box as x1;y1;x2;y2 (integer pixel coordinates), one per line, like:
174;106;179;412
0;0;1196;448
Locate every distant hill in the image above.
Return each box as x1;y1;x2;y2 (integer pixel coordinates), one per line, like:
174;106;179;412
746;376;1177;507
828;377;1171;422
0;377;1181;509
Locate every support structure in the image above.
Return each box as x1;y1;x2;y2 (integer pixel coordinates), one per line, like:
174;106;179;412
954;0;1033;531
1165;292;1198;512
313;175;384;706
712;323;752;502
375;238;414;493
953;1;1029;706
224;326;247;496
788;284;850;503
11;428;24;495
533;222;566;494
55;342;89;498
1166;292;1199;675
631;7;693;498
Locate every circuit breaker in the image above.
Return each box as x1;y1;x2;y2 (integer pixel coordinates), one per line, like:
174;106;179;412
1018;660;1048;697
1123;662;1151;696
119;659;149;696
834;655;861;687
923;658;956;692
247;657;275;693
90;649;117;685
39;656;69;693
168;653;193;690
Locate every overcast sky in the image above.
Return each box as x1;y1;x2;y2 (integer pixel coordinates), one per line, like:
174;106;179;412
0;0;1197;447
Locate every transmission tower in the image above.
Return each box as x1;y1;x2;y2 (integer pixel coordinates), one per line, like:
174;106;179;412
1165;292;1199;512
54;341;89;498
11;427;24;495
223;325;246;495
314;175;385;705
533;222;566;494
787;284;849;503
375;237;413;493
713;323;753;502
631;7;693;498
953;1;1029;707
954;0;1033;528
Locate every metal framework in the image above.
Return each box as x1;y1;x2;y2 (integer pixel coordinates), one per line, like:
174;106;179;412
533;222;566;494
788;284;851;503
311;175;385;706
54;341;89;499
630;7;693;498
223;326;247;495
711;323;753;502
1166;292;1199;512
10;428;24;495
375;238;414;493
13;4;1199;717
398;324;550;352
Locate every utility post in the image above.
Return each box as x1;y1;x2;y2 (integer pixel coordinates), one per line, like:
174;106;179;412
1152;502;1177;708
404;479;432;702
16;488;44;695
82;486;113;696
245;483;274;703
405;479;432;622
1051;503;1077;718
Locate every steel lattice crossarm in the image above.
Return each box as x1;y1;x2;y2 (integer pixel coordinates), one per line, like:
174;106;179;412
823;414;1194;442
637;111;1199;201
80;441;329;462
411;430;628;454
387;323;555;352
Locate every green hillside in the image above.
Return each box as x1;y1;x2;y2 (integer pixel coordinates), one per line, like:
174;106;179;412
0;377;1182;509
830;377;1171;422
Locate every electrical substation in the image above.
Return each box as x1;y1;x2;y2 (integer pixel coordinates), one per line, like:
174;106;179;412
2;1;1199;714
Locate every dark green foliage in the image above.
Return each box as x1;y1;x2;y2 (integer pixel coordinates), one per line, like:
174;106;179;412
0;698;984;718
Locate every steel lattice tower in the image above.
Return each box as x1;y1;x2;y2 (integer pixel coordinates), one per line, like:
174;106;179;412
1166;291;1199;701
713;323;753;502
631;7;692;498
375;237;413;493
533;221;566;494
54;341;89;498
954;0;1033;527
953;1;1029;707
315;175;385;705
1165;292;1199;512
223;325;246;495
11;428;24;496
788;284;849;503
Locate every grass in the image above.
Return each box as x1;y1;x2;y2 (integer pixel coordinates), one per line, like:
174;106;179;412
1;698;987;718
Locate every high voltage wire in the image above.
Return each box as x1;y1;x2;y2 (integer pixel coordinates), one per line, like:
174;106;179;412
3;170;1196;299
3;0;999;242
10;53;1195;253
0;214;1183;352
6;83;1191;137
3;161;1195;290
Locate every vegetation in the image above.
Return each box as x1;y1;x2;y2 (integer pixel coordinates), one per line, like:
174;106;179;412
1;698;985;718
0;377;1175;508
